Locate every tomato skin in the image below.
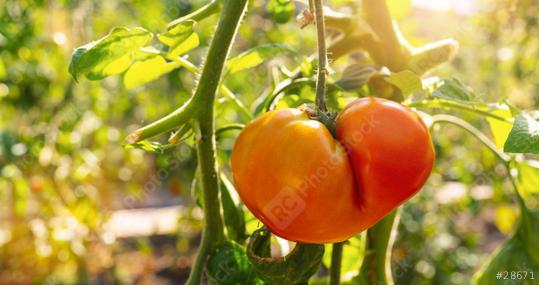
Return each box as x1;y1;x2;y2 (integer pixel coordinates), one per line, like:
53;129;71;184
231;108;363;243
336;97;435;229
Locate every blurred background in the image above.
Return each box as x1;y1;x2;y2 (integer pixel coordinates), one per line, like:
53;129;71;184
1;0;538;284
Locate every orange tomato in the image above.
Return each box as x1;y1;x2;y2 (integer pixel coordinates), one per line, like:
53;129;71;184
231;98;435;243
231;108;363;243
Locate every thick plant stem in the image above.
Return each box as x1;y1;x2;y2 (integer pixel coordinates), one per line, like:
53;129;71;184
185;1;248;284
313;0;328;112
362;0;410;70
358;210;399;285
330;242;345;285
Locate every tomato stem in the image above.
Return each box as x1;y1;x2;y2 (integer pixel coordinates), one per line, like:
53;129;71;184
313;0;328;112
184;1;248;284
357;210;399;285
429;114;527;210
330;242;345;285
167;0;222;29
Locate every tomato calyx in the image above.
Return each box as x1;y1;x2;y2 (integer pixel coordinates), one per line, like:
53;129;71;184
299;105;337;136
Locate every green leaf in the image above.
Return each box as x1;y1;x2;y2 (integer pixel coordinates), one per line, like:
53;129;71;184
123;55;181;89
517;160;539;196
335;64;378;91
247;228;325;284
386;70;422;96
0;58;6;80
69;27;153;80
432;78;476;102
226;44;293;74
486;106;513;149
157;20;199;58
220;173;247;243
473;209;539;284
504;113;539;154
124;141;164;153
206;241;262;285
266;0;295;24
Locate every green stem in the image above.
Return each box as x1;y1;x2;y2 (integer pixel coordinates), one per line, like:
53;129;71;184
429;114;526;209
358;210;399;285
167;0;222;29
185;1;248;284
313;0;328;112
406;100;511;122
330;242;345;285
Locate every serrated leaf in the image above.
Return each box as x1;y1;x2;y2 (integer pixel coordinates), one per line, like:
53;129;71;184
504;113;539;154
432;78;476;102
266;0;295;24
335;64;378;91
226;44;293;74
486;106;513;149
157;21;199;58
123;55;181;89
69;27;153;80
386;70;422;96
124;141;164;153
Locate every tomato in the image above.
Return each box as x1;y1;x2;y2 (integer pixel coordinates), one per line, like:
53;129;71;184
231;108;363;243
336;97;435;232
231;98;434;243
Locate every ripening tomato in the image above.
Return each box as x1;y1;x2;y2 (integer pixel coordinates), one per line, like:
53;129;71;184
231;98;435;243
231;108;364;243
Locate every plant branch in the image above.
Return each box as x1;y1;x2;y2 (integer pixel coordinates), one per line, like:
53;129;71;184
185;0;248;284
167;0;222;29
361;0;410;70
406;100;512;122
313;0;328;112
357;210;399;285
429;114;527;209
330;242;345;285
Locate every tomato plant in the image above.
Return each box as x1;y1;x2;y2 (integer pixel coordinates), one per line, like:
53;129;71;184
2;0;539;284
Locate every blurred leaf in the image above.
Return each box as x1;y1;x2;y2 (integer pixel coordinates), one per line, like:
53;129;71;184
220;173;247;243
517;160;539;196
322;237;364;276
474;209;539;284
157;20;199;58
386;70;422;96
206;240;262;285
124;141;164;153
266;0;295;24
432;78;476;102
495;205;517;234
69;27;153;80
486;107;513;149
247;228;325;284
504;113;539;154
226;44;293;74
335;64;378;91
123;55;181;89
0;58;6;80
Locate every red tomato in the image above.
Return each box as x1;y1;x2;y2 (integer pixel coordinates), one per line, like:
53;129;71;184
336;97;435;231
